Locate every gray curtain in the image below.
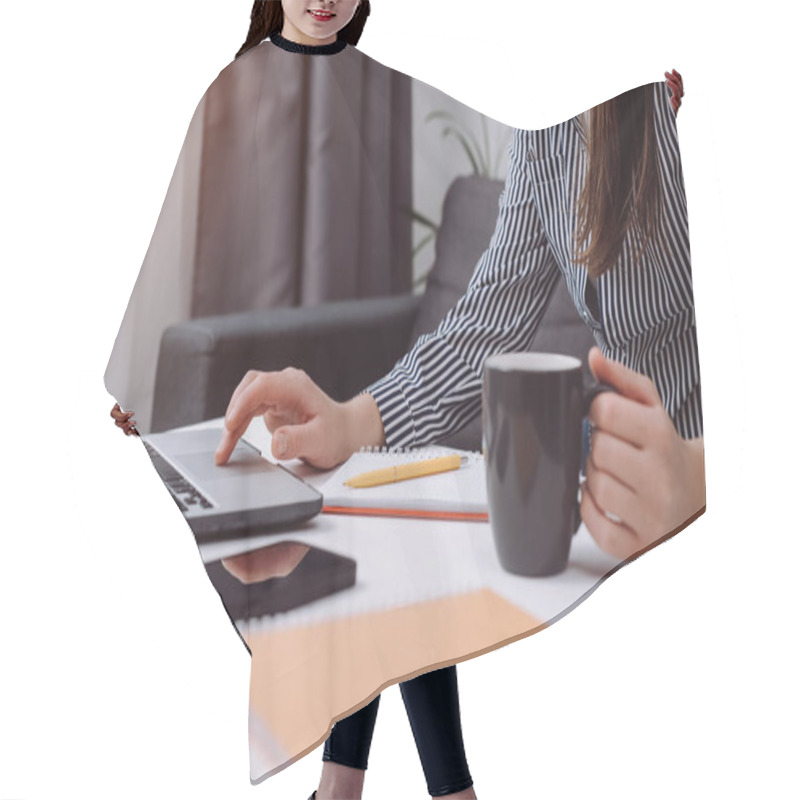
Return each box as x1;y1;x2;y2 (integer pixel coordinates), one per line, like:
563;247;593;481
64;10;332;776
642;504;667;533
105;41;412;431
192;41;412;314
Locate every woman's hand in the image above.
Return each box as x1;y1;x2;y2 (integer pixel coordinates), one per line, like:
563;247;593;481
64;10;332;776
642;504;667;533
665;68;684;114
110;403;139;436
214;367;386;470
580;347;705;560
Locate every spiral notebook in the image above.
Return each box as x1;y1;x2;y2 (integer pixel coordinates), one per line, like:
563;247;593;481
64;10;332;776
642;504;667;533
320;446;489;522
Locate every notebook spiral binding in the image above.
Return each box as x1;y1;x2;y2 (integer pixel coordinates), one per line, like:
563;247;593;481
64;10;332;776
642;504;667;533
357;445;482;460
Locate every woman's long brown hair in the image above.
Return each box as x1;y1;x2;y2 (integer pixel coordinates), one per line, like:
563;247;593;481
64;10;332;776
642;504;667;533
236;1;371;59
574;85;662;279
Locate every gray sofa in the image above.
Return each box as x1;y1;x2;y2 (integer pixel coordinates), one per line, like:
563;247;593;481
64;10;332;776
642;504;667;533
151;176;595;450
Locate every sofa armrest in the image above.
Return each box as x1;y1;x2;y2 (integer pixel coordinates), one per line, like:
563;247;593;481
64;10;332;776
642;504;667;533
151;295;421;433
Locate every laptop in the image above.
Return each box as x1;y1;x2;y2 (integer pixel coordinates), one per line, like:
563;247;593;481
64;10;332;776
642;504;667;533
141;427;323;542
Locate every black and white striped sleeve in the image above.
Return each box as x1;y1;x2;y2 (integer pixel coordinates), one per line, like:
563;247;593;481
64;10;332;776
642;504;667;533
367;130;561;449
641;81;702;440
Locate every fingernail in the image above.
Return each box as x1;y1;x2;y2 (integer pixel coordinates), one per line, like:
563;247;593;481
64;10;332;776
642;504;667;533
274;432;287;457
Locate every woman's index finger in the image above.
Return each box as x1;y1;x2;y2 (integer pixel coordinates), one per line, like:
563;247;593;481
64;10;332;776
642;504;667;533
224;371;308;439
216;370;314;464
224;370;261;419
216;374;278;465
215;422;249;465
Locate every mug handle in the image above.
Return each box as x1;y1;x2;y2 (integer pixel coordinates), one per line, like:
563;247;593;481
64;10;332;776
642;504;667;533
573;382;616;535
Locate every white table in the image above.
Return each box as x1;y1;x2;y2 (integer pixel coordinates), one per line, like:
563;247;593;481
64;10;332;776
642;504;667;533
193;417;621;630
179;417;622;780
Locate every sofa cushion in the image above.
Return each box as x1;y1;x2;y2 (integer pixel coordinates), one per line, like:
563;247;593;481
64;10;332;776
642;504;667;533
413;176;595;451
412;176;508;342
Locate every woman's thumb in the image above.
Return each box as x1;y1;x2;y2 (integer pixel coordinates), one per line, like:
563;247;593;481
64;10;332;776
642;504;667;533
588;347;660;405
271;419;333;468
271;425;309;461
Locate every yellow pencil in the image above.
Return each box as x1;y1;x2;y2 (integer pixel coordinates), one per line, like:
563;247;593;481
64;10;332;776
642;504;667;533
344;454;467;488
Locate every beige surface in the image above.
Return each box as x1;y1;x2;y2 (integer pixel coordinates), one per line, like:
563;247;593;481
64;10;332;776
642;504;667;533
246;588;542;759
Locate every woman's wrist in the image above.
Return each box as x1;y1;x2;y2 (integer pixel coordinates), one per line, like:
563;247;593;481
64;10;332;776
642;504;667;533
342;393;386;454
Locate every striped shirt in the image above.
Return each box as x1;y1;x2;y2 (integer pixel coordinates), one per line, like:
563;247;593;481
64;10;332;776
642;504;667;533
368;82;702;447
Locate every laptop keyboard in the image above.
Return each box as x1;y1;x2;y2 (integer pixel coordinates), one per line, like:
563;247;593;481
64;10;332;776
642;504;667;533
142;440;215;513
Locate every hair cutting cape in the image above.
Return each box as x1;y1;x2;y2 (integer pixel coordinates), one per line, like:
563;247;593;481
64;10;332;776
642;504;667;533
105;37;703;783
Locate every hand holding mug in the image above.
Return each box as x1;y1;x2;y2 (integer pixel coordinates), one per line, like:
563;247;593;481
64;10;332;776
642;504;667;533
581;347;705;560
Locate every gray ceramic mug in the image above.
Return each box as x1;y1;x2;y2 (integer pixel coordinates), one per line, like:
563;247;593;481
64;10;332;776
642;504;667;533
482;352;610;577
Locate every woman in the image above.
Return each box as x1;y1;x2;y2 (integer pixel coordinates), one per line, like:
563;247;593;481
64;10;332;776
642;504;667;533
113;3;477;799
112;6;695;795
213;72;701;569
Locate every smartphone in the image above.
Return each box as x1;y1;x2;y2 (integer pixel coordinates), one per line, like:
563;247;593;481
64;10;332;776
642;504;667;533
203;543;356;622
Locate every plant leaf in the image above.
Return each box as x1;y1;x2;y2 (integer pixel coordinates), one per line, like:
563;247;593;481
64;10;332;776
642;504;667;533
441;126;481;176
401;205;441;231
428;110;489;176
425;110;459;125
414;266;433;288
412;231;435;257
410;209;440;231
